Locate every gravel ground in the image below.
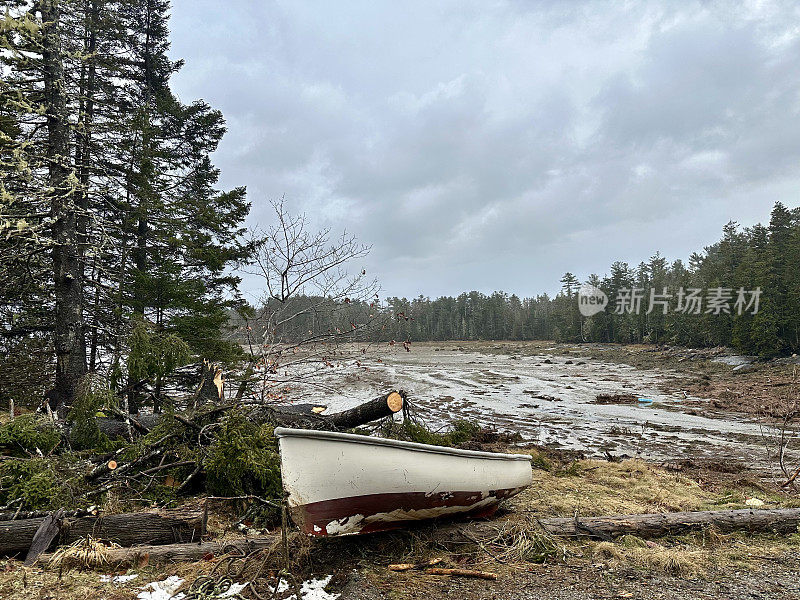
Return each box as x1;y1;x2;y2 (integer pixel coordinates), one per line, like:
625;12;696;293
340;554;800;600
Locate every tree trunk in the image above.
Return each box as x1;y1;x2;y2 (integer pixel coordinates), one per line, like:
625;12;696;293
90;390;406;440
246;390;405;431
34;507;800;568
191;360;224;409
78;0;99;373
38;535;280;568
326;390;405;428
0;508;203;556
40;0;86;413
456;508;800;542
538;507;800;539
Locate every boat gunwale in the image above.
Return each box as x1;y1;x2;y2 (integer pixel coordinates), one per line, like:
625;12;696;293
273;427;533;462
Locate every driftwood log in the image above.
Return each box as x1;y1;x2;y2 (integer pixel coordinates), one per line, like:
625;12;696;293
454;508;800;542
0;508;203;556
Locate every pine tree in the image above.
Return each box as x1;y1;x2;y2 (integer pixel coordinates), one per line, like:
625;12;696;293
1;1;88;410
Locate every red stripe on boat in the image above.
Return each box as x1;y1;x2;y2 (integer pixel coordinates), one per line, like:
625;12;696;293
291;488;522;536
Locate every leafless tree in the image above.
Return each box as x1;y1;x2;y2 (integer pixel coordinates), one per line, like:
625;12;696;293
758;366;800;488
233;199;385;403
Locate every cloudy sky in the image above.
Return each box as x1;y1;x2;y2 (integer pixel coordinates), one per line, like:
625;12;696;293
169;0;800;302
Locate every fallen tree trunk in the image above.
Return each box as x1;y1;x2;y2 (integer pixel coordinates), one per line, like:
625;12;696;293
456;508;800;542
327;390;405;429
538;508;800;539
39;535;280;567
94;390;406;440
251;390;406;430
0;508;203;556
0;509;91;522
95;415;159;440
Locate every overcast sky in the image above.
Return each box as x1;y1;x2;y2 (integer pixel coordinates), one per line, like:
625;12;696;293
169;0;800;302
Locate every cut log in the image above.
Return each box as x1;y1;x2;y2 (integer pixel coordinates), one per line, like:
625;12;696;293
454;508;800;542
326;390;405;429
0;508;203;557
246;390;406;431
38;535;280;568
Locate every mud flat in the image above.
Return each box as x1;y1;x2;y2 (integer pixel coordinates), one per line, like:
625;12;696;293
298;341;794;474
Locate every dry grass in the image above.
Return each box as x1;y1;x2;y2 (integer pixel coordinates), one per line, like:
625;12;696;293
47;536;121;570
592;540;708;577
519;458;710;516
512;455;787;518
0;565;133;600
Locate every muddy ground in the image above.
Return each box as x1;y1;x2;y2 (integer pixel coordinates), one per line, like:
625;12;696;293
307;340;800;478
6;341;800;599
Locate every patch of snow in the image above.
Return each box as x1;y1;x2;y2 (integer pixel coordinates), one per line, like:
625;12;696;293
299;576;339;600
137;576;185;600
268;576;339;599
136;577;246;600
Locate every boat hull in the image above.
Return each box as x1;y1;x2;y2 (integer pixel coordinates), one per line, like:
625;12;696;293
274;427;533;536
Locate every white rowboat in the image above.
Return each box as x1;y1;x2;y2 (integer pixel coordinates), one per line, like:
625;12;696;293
274;427;533;536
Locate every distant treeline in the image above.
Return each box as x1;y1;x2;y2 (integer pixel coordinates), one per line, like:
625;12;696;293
236;202;799;357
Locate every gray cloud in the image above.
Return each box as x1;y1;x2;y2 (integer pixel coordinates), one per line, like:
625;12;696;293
169;0;800;301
